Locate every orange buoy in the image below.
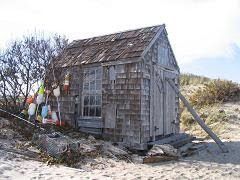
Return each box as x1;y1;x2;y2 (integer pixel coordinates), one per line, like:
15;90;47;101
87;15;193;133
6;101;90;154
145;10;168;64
63;72;70;93
26;96;34;104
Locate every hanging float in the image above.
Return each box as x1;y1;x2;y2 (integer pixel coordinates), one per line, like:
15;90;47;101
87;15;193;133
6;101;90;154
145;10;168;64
28;103;36;116
26;96;34;104
64;72;70;94
41;89;50;119
35;81;45;120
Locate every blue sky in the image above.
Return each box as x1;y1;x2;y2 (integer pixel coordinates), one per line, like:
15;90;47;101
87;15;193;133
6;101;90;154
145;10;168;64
0;0;239;82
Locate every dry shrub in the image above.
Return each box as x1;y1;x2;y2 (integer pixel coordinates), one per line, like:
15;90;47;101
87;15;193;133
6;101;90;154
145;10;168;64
180;73;210;86
180;106;229;138
189;79;240;108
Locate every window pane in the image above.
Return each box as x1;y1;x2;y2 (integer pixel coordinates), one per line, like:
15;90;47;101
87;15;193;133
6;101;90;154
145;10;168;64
90;80;95;90
96;95;101;105
84;70;89;80
90;95;95;105
84;96;89;105
89;70;95;80
96;106;101;117
83;82;89;90
96;69;101;79
96;80;101;90
83;106;89;116
89;106;95;116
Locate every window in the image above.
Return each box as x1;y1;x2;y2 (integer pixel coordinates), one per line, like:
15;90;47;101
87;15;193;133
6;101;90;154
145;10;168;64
82;67;102;117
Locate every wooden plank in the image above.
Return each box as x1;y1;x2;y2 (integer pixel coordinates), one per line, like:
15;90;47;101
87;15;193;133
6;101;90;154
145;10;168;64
104;104;117;128
77;118;103;128
166;79;228;153
149;133;190;145
143;155;178;163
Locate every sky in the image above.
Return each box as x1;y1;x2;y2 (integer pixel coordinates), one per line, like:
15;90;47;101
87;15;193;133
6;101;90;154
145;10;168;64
0;0;239;82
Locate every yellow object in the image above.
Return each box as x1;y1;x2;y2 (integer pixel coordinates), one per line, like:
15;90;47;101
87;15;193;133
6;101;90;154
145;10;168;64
37;115;42;123
38;82;45;95
21;109;27;116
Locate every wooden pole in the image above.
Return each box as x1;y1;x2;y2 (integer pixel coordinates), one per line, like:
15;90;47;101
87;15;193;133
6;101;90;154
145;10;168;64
166;78;228;153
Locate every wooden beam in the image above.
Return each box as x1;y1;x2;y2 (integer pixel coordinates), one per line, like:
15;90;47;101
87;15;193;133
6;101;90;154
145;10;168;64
141;25;165;57
166;79;228;153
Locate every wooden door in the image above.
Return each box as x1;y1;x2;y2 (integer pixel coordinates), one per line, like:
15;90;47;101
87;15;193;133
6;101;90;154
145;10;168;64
152;68;164;138
163;71;178;135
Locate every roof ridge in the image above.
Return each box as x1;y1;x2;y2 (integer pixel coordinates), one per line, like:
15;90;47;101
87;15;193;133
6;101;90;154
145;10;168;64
70;24;164;44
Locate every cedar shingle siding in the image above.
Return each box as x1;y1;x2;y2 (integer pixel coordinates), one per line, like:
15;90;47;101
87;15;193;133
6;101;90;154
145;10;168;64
48;25;180;150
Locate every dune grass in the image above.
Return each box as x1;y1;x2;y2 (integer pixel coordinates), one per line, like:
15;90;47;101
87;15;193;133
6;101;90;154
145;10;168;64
180;74;240;138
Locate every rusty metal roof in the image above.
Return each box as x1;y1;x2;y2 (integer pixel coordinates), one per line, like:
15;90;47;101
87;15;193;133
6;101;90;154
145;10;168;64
55;25;164;67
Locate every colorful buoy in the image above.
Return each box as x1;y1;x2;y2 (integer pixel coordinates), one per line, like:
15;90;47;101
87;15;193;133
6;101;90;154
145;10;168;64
26;96;34;104
53;86;60;97
38;81;45;95
36;94;44;104
64;72;70;93
28;103;36;116
51;111;58;122
41;105;48;118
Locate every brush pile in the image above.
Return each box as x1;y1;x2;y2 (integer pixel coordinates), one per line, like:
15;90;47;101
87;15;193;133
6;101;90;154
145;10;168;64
32;132;130;167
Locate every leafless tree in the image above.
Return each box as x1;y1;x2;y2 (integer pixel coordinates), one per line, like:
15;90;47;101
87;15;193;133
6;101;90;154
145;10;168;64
0;33;68;112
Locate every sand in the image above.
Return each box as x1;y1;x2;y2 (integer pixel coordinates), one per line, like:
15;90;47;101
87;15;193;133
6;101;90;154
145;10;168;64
0;101;240;180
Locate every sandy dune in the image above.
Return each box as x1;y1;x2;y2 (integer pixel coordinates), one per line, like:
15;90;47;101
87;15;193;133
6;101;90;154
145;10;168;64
0;101;240;180
1;139;240;180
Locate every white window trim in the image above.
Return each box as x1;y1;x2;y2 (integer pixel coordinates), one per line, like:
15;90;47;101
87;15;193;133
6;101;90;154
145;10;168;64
82;67;102;118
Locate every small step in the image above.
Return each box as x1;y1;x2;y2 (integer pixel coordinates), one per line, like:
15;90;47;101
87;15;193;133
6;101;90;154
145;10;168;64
148;133;195;148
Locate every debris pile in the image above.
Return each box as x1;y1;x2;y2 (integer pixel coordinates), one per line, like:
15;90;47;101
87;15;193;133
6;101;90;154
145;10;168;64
32;132;131;168
143;141;207;164
143;144;180;163
0;116;208;170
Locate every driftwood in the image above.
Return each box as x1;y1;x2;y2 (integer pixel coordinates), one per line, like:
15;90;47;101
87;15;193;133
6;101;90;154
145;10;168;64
143;155;178;163
167;79;228;153
149;133;194;148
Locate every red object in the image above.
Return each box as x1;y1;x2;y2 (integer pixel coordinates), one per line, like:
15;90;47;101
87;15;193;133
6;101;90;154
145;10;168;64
56;120;65;126
43;119;56;124
43;119;65;126
26;96;34;104
63;84;70;93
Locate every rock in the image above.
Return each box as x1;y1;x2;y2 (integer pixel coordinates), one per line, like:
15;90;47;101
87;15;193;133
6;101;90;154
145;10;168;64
148;144;180;157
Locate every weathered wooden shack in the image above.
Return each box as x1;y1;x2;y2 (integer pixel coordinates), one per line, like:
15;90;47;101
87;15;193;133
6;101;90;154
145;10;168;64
48;24;180;149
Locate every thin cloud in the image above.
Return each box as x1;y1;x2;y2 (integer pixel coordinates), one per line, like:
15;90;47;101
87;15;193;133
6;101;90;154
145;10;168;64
0;0;239;65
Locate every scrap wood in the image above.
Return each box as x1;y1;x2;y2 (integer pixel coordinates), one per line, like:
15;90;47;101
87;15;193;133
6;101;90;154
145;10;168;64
143;155;178;163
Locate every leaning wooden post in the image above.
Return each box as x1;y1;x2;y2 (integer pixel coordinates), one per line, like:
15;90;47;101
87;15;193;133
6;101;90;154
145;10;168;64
166;78;228;153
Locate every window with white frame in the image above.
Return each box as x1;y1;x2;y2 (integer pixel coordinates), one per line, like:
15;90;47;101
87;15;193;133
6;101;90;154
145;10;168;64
82;67;102;117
